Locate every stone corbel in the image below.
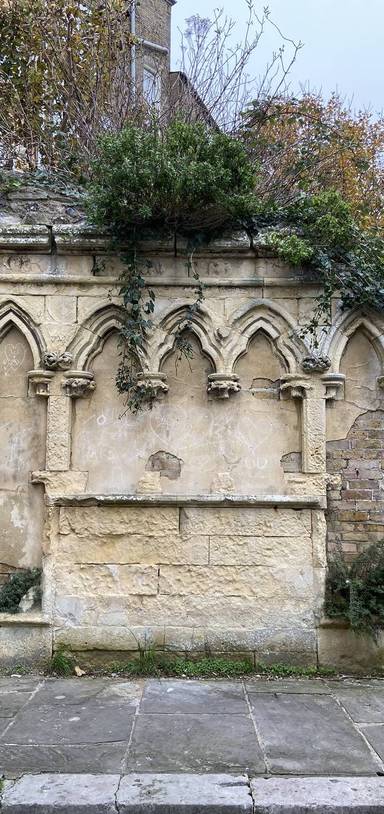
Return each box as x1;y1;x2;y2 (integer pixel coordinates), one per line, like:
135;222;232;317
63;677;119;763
321;373;345;401
207;373;241;399
41;351;73;371
28;369;55;397
62;370;96;398
136;372;169;399
280;374;312;400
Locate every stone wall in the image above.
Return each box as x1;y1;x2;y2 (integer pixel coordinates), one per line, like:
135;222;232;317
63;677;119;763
0;216;383;669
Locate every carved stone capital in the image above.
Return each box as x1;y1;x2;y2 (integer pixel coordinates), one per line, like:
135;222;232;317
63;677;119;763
301;355;331;374
207;373;241;399
62;371;96;398
280;374;312;400
28;369;54;397
321;373;345;401
42;351;73;371
136;372;169;399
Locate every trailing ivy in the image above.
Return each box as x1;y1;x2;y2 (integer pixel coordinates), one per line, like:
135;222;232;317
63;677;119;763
87;120;257;410
0;568;41;614
261;190;384;345
325;542;384;640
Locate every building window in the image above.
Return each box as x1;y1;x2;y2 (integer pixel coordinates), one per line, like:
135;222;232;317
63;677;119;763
143;67;161;110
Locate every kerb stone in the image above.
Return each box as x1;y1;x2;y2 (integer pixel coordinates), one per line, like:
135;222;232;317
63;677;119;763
117;773;253;813
1;773;119;813
251;776;384;813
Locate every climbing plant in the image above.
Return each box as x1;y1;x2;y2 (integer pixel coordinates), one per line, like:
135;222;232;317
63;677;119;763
325;542;384;640
87;120;257;411
0;568;41;614
258;190;384;346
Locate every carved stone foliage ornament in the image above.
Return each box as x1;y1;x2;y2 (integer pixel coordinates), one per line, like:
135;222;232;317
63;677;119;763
42;351;73;371
301;355;331;374
207;373;241;399
62;371;96;398
136;372;169;398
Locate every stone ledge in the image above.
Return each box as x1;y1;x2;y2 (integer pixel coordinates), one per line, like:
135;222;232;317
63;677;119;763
0;611;51;627
47;493;325;508
0;224;51;253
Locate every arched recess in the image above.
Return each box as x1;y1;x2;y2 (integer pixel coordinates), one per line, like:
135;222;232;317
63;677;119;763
0;300;45;369
0;316;46;587
68;304;149;371
322;308;384;373
149;302;222;373
225;299;307;374
234;329;288;397
326;310;384;441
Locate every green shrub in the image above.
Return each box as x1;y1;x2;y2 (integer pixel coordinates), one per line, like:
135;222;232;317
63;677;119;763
0;568;41;614
325;541;384;639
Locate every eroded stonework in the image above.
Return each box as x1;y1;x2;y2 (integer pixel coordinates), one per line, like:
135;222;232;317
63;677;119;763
0;219;383;669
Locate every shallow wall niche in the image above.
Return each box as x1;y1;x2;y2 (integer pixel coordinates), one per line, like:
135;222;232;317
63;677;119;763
72;329;217;494
327;328;382;442
0;327;46;584
233;332;301;490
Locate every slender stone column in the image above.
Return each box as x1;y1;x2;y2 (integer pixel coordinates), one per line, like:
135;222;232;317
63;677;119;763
281;372;344;475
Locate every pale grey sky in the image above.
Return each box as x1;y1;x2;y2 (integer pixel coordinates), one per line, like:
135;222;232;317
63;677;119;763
171;0;384;113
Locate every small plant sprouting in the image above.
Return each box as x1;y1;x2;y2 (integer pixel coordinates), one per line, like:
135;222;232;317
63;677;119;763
50;647;75;677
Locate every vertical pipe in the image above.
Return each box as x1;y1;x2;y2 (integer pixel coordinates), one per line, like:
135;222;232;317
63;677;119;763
130;0;137;99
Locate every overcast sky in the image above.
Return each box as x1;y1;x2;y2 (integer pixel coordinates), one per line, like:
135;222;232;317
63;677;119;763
171;0;384;113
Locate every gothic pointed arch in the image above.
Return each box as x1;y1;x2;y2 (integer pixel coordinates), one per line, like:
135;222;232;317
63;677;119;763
150;301;222;372
322;308;384;372
0;299;45;368
68;304;148;371
226;299;306;373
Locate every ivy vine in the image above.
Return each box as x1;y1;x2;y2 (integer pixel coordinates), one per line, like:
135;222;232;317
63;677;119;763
87;120;256;411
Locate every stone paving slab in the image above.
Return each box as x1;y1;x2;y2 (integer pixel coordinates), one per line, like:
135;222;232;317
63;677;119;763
126;712;264;773
249;692;379;775
1;676;384;779
335;688;384;723
0;741;127;775
140;679;248;714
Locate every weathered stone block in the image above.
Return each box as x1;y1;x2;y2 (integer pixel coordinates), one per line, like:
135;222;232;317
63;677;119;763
159;565;314;599
54;564;159;596
209;535;311;566
55;533;209;565
180;508;311;537
59;506;180;536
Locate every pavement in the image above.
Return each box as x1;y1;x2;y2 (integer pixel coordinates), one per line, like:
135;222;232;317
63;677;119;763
2;675;384;811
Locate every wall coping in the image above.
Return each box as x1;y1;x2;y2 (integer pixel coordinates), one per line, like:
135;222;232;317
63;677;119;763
0;611;51;626
47;493;325;508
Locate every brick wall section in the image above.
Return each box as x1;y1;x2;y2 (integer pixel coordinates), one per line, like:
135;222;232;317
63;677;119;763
136;0;172;52
326;410;384;561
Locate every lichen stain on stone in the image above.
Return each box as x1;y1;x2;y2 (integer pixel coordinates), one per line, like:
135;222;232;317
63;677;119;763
146;450;183;480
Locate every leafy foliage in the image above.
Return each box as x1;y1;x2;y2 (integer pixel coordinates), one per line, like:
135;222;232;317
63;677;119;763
87;120;257;410
88;120;257;237
244;92;384;231
325;542;384;639
0;0;135;178
259;190;384;343
0;568;41;614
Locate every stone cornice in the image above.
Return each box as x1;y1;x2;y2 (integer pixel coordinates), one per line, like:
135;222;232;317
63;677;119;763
47;493;325;508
